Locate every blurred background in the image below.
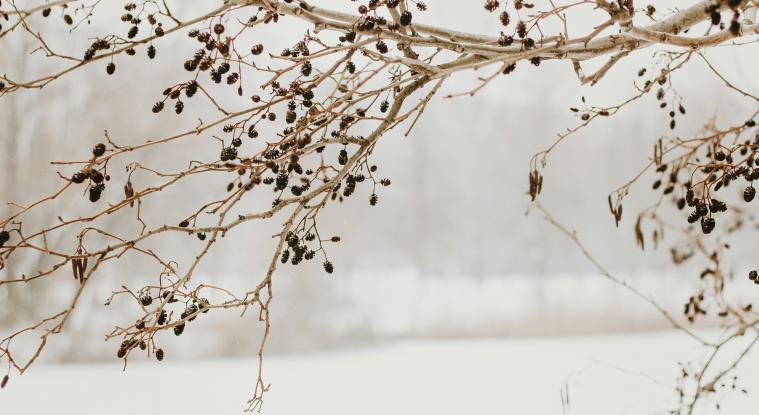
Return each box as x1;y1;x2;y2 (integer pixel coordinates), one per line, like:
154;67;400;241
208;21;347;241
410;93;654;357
1;1;758;413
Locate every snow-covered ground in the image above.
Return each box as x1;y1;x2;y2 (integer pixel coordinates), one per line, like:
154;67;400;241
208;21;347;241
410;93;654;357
2;330;756;415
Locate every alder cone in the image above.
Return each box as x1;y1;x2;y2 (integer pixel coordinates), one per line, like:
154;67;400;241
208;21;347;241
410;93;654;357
701;217;715;234
744;186;755;202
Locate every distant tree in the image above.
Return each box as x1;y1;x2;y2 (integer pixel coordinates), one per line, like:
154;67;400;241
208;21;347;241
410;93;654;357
1;0;758;412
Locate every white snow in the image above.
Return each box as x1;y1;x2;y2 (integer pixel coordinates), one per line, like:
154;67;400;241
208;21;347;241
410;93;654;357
2;330;756;414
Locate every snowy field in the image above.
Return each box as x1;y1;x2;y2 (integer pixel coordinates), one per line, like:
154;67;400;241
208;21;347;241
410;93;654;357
3;330;757;415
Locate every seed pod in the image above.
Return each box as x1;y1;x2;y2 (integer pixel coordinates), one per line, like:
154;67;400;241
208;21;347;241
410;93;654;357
1;374;8;388
701;217;715;234
90;171;104;184
89;183;105;202
710;10;721;25
749;270;757;281
300;61;312;77
696;203;708;217
0;230;9;247
685;189;696;206
156;348;164;361
400;11;412;25
71;171;89;183
220;147;238;161
516;21;527;38
198;298;210;313
185;80;198;97
709;199;727;213
744;186;755;202
93;143;106;157
323;261;334;274
157;310;167;325
186;304;198;322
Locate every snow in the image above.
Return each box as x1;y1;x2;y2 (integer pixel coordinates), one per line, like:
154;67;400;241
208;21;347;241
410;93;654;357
2;330;756;414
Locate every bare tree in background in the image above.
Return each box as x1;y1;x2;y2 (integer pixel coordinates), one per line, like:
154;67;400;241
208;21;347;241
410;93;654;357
0;35;63;328
1;0;758;412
